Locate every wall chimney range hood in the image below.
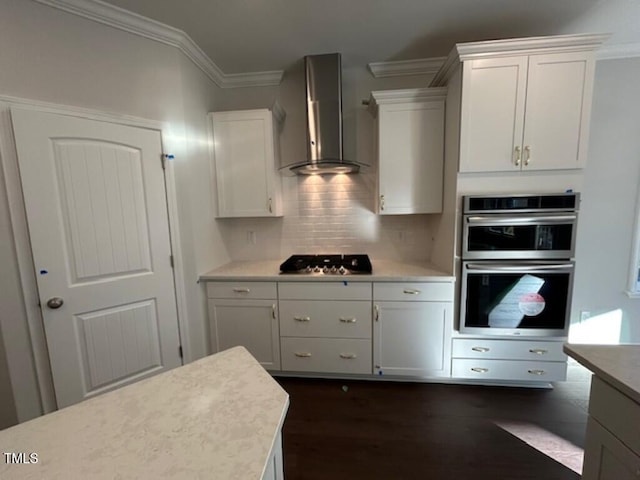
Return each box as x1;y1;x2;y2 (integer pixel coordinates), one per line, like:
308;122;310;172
285;53;361;175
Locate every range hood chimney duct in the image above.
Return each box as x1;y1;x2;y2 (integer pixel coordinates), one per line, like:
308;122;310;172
286;53;361;175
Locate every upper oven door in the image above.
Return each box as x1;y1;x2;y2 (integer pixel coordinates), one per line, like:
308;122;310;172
462;212;578;260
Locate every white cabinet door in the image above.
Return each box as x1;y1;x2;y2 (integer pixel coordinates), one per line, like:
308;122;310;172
373;301;452;377
210;109;283;218
377;100;445;214
370;88;446;215
460;56;528;173
583;418;640;480
459;52;594;173
523;52;594;170
208;299;280;370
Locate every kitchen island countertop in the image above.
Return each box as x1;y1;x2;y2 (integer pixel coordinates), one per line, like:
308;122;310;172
200;259;454;282
563;343;640;404
0;346;289;479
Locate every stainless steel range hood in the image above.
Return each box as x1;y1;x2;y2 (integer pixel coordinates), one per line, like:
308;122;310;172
285;53;361;175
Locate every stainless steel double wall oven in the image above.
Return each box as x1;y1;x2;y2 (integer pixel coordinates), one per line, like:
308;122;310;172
460;193;579;336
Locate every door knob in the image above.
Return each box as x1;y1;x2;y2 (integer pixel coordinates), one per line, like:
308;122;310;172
46;297;64;309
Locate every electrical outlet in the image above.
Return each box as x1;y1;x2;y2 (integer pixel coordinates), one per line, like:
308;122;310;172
247;231;256;245
580;311;591;322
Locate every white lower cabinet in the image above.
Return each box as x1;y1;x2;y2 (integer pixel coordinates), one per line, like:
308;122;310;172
373;282;454;378
281;337;371;374
262;431;284;480
278;282;372;375
207;282;280;371
205;279;460;380
584;418;640;480
451;338;567;382
583;376;640;480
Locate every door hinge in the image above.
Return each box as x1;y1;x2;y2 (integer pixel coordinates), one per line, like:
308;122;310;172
169;255;174;268
161;153;174;170
178;345;183;359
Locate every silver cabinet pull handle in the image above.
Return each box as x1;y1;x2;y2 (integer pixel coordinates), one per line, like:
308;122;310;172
529;349;548;355
514;145;521;166
380;195;385;211
294;352;312;358
471;347;490;353
293;316;311;322
528;369;546;376
374;304;380;322
232;288;250;293
339;317;357;323
524;145;531;166
471;367;489;373
339;353;357;360
403;289;421;295
271;304;276;320
268;197;273;213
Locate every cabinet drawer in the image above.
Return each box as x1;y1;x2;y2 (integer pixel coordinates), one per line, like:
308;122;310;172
279;301;371;339
451;358;567;382
279;282;371;301
206;282;277;299
373;282;453;302
452;339;566;361
589;376;640;455
281;338;372;374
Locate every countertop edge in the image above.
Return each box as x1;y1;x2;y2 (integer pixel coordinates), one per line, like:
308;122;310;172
563;344;640;404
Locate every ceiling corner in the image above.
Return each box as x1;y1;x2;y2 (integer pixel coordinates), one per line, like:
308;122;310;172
33;0;284;88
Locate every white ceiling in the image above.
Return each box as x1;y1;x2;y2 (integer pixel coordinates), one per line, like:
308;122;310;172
101;0;640;73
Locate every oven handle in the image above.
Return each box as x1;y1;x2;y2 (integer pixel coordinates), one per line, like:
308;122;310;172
466;215;577;224
465;263;574;272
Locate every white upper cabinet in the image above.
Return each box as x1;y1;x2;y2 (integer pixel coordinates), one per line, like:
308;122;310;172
432;34;608;173
369;88;446;214
210;105;285;217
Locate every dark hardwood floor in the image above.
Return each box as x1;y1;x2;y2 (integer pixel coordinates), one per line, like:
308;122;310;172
275;363;590;480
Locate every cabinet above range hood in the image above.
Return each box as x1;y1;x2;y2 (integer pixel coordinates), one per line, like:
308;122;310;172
282;53;361;175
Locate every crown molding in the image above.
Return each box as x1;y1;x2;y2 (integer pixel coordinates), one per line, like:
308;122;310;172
430;33;612;86
368;87;448;116
454;33;611;60
367;57;446;78
597;42;640;60
34;0;283;88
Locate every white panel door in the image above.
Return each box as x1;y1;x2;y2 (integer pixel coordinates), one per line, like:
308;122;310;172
460;56;528;172
11;108;182;408
523;52;594;170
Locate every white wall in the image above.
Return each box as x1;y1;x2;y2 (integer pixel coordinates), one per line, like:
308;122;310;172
211;61;442;262
0;0;228;423
571;57;640;343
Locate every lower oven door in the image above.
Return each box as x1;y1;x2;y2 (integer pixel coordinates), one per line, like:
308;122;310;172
460;261;574;336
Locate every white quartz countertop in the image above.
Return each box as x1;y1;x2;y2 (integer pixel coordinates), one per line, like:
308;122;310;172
199;259;454;282
563;344;640;404
0;346;289;479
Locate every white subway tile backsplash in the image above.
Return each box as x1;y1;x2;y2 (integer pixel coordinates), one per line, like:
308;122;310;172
218;171;433;261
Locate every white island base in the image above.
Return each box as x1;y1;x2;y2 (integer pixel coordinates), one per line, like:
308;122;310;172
0;346;289;480
563;344;640;480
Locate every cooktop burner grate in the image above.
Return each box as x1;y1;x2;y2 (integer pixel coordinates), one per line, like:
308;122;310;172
279;254;372;275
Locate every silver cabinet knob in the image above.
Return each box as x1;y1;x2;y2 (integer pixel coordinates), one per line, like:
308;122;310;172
46;297;64;309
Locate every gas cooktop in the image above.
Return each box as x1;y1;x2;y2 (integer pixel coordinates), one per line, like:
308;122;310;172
279;254;372;275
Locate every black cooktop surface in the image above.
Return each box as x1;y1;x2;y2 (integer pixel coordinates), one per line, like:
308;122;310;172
279;254;372;275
